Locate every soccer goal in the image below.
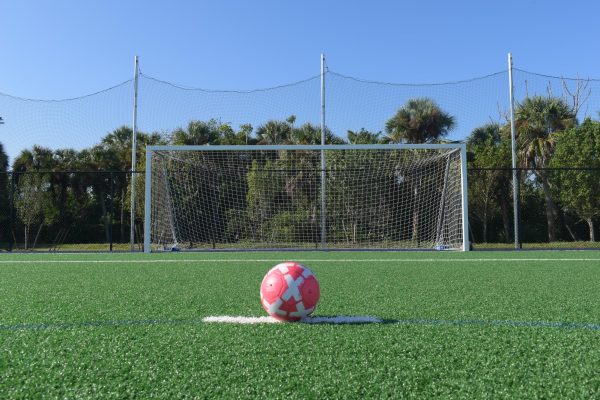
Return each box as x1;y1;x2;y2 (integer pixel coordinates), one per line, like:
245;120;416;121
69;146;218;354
144;144;469;252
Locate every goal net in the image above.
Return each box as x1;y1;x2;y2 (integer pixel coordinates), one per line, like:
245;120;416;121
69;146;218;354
144;144;468;251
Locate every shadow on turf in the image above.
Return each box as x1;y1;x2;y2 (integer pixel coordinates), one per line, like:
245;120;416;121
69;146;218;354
2;316;600;332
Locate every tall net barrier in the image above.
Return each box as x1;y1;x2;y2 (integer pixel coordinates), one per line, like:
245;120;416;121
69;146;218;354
137;70;509;145
0;83;138;251
465;70;600;249
147;145;466;251
468;167;600;249
512;69;600;122
326;71;509;143
0;171;144;252
3;63;600;251
137;74;322;142
0;81;133;162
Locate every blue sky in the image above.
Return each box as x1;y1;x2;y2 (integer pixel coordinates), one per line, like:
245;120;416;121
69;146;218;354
1;0;600;162
2;0;599;96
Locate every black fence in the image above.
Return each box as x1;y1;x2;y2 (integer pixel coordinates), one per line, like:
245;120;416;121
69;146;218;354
0;171;144;252
1;169;599;251
468;167;600;250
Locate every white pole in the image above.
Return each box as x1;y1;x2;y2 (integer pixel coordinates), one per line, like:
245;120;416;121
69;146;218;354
460;145;470;251
508;53;520;249
320;53;326;247
130;56;139;251
144;147;152;253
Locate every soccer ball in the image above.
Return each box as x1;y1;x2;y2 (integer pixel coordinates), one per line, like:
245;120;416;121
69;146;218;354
260;262;320;322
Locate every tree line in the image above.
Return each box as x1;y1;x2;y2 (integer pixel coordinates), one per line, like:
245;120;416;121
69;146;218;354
1;94;600;249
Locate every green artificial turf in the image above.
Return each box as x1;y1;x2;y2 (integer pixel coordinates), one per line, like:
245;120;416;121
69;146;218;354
1;251;600;398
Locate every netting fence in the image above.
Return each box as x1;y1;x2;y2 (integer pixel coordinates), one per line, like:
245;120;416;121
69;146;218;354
0;171;144;252
2;60;600;251
2;167;600;251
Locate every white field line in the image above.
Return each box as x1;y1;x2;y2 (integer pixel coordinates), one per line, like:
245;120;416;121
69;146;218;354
1;258;600;264
202;316;383;324
203;316;280;324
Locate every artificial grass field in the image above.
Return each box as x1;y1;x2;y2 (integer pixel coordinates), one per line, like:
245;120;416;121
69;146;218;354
1;251;600;398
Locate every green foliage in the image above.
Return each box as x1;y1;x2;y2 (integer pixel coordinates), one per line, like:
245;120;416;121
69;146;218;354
244;157;319;244
171;119;256;146
255;118;345;146
246;159;280;240
384;98;455;144
171;119;222;145
550;118;600;240
269;209;317;243
6;97;599;248
256;120;291;145
219;123;255;145
289;123;346;145
0;142;9;243
347;128;382;144
14;173;53;249
467;123;512;242
515;95;578;242
0;142;6;173
516;96;576;169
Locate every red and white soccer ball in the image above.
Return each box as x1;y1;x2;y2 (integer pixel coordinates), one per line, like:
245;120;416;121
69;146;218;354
260;262;320;322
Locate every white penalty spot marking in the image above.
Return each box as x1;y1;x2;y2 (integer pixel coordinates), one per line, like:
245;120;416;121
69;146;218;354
202;315;383;324
202;316;281;324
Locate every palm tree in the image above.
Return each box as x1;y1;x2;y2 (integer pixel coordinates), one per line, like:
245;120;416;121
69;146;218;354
347;128;382;144
12;145;55;173
384;98;456;244
515;96;576;242
101;126;135;170
0;143;9;246
0;142;8;172
467;123;512;243
384;98;455;144
171;120;221;145
255;120;291;145
102;126;164;242
288;123;346;145
80;145;122;244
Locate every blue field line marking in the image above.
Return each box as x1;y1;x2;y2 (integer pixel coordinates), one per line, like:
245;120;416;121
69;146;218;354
386;318;600;331
0;318;198;331
2;316;600;332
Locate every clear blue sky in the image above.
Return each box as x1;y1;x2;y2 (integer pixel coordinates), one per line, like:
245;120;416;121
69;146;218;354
2;0;599;97
1;0;600;163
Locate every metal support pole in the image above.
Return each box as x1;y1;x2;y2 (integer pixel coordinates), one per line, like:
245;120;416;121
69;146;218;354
508;53;521;249
130;56;139;251
459;145;470;251
109;172;114;252
320;53;326;247
144;148;152;253
8;172;14;252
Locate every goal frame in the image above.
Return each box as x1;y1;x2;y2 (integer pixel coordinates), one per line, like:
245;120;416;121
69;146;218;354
144;144;469;252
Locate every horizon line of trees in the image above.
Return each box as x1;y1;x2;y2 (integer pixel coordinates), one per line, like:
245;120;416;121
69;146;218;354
2;93;600;249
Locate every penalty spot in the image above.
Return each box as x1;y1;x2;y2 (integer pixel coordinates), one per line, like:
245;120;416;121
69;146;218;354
202;316;382;324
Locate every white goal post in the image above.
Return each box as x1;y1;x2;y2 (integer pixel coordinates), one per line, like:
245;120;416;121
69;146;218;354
144;144;469;252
